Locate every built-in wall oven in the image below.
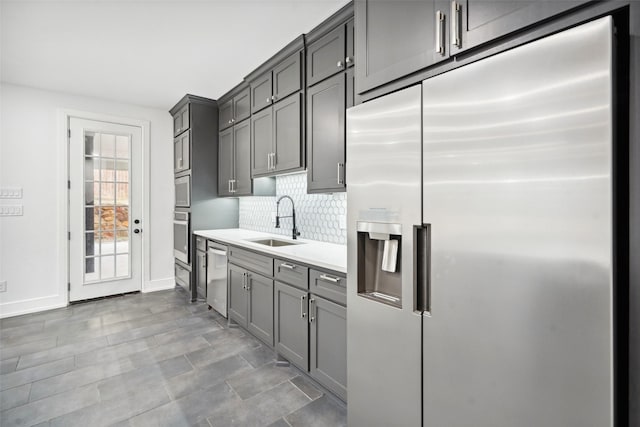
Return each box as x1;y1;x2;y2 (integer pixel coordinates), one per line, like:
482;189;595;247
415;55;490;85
174;211;190;264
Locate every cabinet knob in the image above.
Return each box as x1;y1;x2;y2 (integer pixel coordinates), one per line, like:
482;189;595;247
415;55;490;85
345;56;352;64
231;118;235;123
337;60;344;68
266;97;271;104
271;95;276;102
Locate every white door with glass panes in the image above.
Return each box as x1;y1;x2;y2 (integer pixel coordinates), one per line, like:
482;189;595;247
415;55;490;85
69;117;143;301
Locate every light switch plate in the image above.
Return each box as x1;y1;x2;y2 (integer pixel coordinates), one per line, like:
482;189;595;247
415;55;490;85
0;187;23;199
0;205;23;216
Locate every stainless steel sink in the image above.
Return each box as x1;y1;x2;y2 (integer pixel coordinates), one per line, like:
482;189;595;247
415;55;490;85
250;238;303;247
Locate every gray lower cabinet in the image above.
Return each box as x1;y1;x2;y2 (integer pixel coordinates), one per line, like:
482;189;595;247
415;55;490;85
310;294;347;401
307;72;346;193
275;281;309;370
228;262;274;347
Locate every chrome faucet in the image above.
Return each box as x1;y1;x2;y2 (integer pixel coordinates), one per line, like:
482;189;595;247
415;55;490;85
275;195;300;240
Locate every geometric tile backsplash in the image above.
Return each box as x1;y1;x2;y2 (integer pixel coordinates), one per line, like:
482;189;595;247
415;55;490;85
239;172;347;245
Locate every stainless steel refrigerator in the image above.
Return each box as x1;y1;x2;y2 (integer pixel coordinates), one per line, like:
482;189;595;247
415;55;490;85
346;16;614;427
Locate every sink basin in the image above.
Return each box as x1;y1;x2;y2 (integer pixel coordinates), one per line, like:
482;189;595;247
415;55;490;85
250;238;303;247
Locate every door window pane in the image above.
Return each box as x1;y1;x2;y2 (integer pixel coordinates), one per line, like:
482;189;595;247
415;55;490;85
83;130;132;283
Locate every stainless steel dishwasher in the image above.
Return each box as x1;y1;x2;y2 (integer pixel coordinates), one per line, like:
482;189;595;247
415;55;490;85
206;242;228;317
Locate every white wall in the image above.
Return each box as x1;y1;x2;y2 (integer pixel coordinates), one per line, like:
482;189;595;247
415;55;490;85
0;83;175;318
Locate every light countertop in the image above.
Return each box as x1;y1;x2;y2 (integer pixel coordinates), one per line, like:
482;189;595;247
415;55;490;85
193;228;347;274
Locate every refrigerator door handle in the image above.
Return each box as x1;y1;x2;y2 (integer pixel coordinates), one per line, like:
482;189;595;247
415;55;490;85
414;224;430;313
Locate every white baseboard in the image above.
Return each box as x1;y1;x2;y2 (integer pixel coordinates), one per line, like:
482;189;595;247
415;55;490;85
0;294;68;319
143;277;176;293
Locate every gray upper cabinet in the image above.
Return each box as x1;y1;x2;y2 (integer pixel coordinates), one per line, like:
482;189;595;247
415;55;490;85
272;93;303;174
454;1;590;55
219;120;252;197
273;51;302;102
173;131;190;174
247;271;274;347
307;73;346;193
355;0;437;94
219;99;234;130
275;281;309;370
218;127;234;197
251;92;303;178
173;104;189;137
220;86;251;130
307;25;346;87
310;295;347;401
251;107;273;176
250;73;274;114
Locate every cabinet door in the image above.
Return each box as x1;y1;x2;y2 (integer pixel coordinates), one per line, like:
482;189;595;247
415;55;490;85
219;99;234;130
355;0;436;94
173;104;189;136
273;51;302;101
273;93;303;174
307;73;345;193
247;272;274;347
174;131;190;173
275;282;309;370
251;107;273;177
218;127;234;196
251;73;273;114
196;250;207;300
310;295;347;401
234;87;251;122
228;264;248;327
307;25;346;87
233;120;252;196
180;131;190;171
457;1;588;54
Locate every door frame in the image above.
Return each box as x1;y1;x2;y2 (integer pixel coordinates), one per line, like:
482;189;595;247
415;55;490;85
59;109;151;303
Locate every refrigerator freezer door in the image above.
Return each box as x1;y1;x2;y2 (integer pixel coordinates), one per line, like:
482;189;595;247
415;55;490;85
422;17;613;427
347;85;423;426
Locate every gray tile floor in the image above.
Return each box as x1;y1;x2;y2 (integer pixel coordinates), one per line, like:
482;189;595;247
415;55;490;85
0;288;347;427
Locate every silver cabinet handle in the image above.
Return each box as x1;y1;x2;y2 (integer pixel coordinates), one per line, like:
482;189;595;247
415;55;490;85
435;10;445;56
246;273;251;291
319;274;340;283
228;180;231;193
242;272;246;290
337;163;345;185
281;262;296;270
337;60;343;68
232;179;236;193
345;56;352;65
300;294;306;318
272;152;276;169
308;298;315;323
267;153;271;170
451;1;461;48
178;157;184;168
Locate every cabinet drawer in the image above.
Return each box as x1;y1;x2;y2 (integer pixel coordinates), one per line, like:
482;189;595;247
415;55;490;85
228;246;273;277
274;259;309;290
175;263;191;291
309;269;346;305
195;236;206;252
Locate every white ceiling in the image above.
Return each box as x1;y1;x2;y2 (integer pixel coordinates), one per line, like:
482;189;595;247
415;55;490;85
1;0;350;110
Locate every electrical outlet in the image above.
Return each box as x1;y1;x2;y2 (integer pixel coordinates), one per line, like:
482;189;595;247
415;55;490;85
339;215;347;230
0;281;6;293
0;205;23;216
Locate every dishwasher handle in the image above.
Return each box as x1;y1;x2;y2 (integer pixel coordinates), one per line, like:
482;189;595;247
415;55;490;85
208;248;227;256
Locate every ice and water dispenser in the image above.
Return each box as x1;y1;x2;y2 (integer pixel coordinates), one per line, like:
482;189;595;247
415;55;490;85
356;221;403;308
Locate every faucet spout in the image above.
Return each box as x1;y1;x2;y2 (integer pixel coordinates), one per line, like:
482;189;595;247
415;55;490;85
275;195;300;240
